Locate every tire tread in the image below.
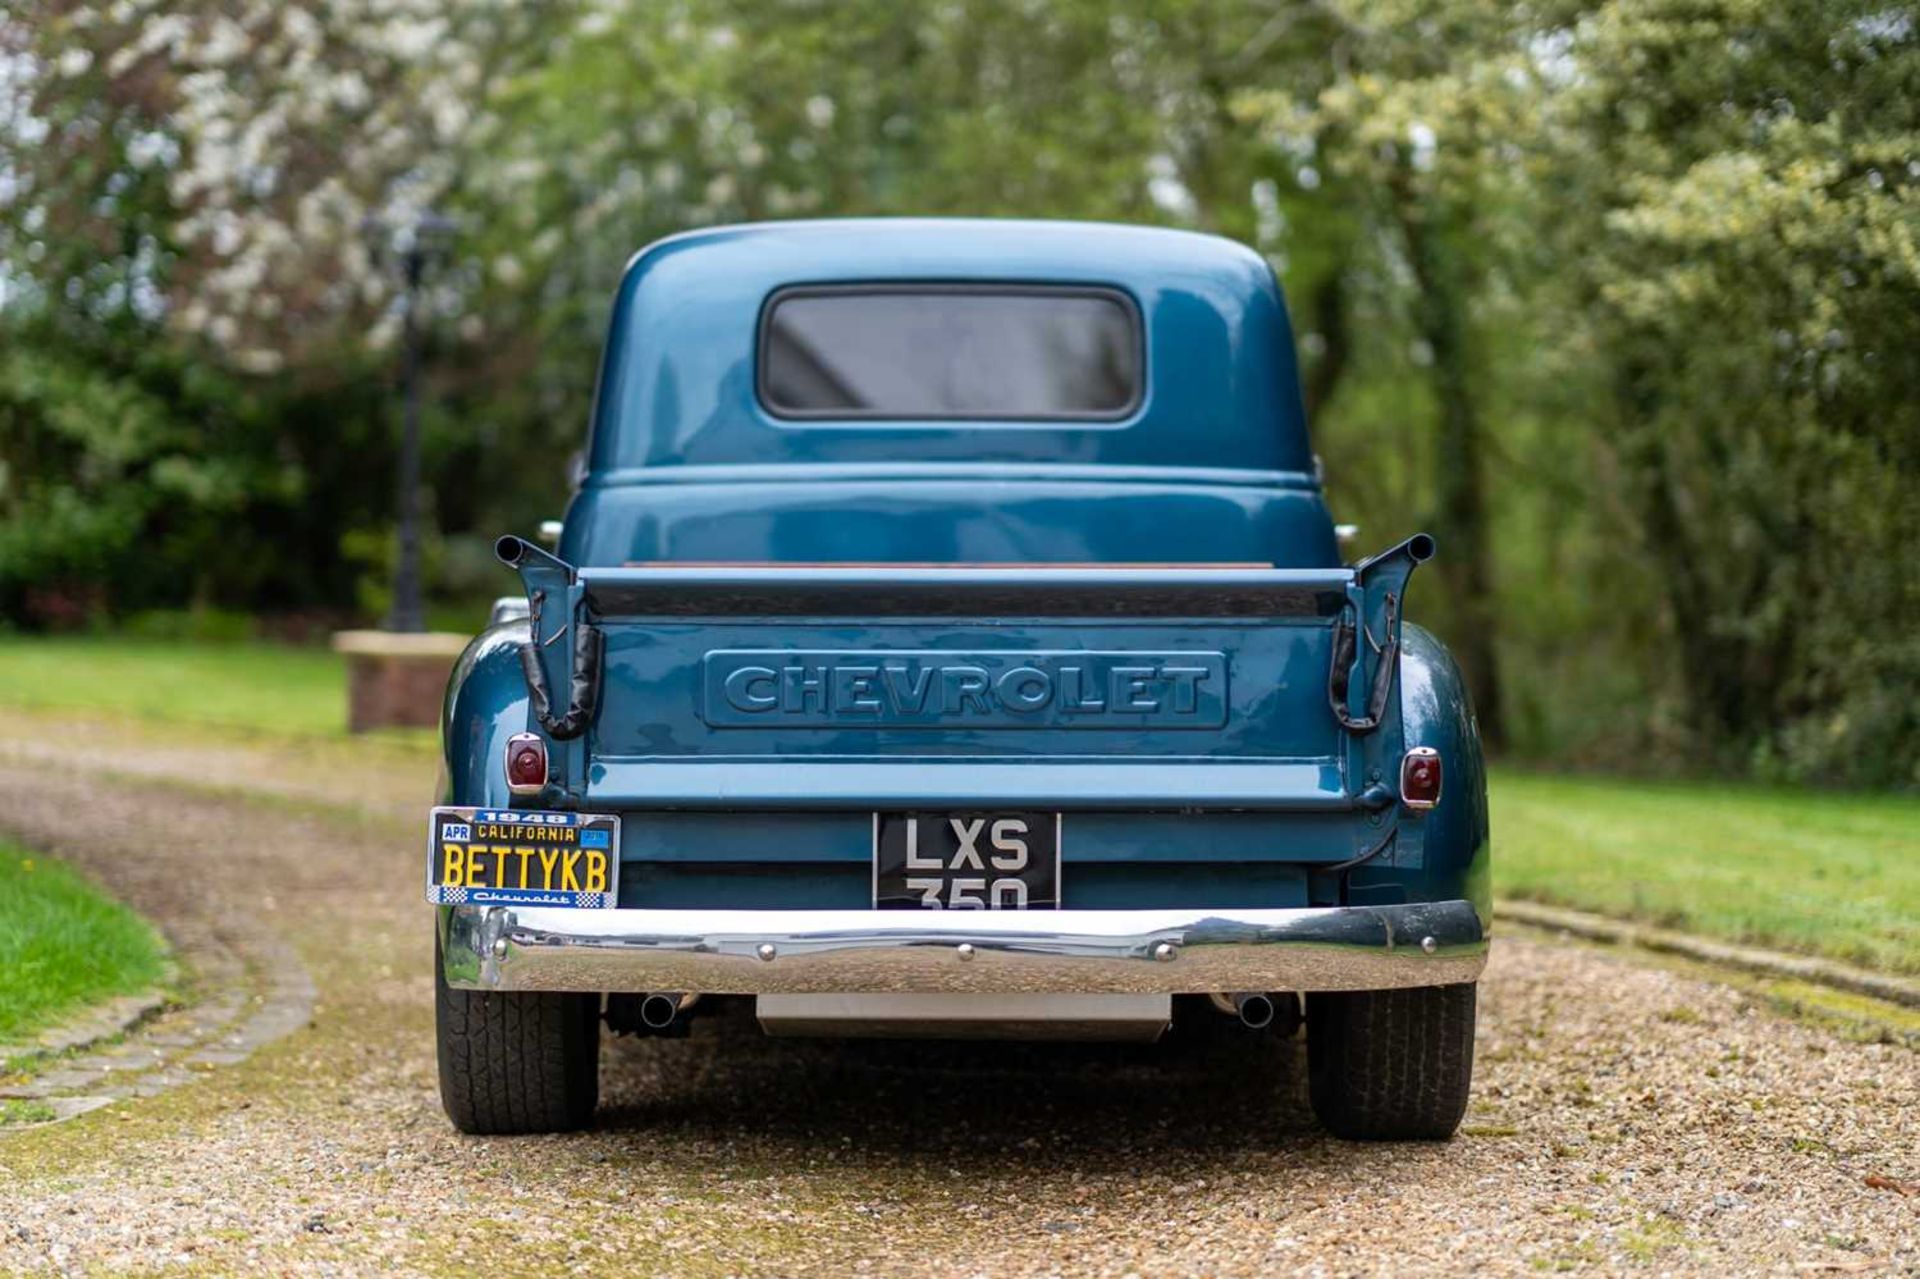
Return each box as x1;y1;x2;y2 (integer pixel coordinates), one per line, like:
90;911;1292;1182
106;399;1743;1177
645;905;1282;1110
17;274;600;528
435;937;599;1135
1307;982;1476;1140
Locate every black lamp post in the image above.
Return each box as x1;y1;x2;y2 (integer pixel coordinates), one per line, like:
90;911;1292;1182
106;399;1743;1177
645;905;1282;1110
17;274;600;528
374;209;456;633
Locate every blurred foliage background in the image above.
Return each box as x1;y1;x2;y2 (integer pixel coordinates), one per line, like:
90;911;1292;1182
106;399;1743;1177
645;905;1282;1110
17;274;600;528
1;0;1915;786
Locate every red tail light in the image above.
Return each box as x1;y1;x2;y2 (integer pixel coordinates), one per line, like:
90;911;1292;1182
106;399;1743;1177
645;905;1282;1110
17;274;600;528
1401;746;1442;810
505;732;548;795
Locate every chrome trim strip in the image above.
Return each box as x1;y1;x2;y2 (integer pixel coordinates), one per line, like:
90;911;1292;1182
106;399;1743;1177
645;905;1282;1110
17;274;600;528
439;900;1487;996
585;760;1353;811
585;462;1321;491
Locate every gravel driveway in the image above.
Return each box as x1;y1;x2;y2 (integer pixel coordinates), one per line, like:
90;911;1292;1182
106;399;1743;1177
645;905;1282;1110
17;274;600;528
0;745;1914;1276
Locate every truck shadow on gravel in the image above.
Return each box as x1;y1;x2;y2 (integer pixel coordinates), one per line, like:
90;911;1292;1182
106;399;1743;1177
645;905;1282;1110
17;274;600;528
595;1000;1317;1157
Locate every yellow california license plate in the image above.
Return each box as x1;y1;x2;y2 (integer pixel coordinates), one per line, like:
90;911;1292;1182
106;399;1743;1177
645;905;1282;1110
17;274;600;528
425;807;620;909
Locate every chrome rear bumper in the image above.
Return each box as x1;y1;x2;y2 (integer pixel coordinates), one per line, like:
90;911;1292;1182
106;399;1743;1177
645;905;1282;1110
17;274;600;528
438;900;1487;995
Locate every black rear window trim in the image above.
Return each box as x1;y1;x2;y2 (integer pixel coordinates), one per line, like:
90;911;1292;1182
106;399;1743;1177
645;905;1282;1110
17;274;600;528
755;282;1147;424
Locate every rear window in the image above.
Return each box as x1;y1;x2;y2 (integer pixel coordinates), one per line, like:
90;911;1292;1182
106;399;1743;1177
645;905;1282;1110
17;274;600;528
758;285;1143;421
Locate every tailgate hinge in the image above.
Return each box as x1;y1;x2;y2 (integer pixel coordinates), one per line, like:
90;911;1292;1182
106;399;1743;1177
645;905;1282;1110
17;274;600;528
1326;533;1434;736
1328;590;1399;733
499;535;604;741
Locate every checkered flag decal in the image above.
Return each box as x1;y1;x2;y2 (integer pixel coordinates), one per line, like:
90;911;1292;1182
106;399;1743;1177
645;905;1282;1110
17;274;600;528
430;885;614;908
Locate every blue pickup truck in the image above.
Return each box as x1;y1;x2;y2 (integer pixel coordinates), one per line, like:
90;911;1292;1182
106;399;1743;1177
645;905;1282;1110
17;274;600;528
431;219;1489;1141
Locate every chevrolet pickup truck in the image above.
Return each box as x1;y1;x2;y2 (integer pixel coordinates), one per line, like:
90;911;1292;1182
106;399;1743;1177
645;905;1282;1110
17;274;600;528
431;219;1489;1141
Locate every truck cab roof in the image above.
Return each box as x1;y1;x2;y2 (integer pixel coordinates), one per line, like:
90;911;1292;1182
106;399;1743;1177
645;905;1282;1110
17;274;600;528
591;218;1311;473
565;218;1337;568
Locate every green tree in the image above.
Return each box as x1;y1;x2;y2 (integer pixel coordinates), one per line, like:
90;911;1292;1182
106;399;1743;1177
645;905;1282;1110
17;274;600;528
1546;0;1920;782
1241;1;1543;750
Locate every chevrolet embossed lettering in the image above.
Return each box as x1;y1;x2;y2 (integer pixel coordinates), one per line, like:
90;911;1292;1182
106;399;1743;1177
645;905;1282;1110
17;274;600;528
700;650;1228;728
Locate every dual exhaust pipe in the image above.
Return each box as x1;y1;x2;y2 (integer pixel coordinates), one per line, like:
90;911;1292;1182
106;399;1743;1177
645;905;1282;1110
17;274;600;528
1211;991;1298;1034
1232;992;1277;1030
608;991;697;1037
639;992;685;1031
618;991;1291;1035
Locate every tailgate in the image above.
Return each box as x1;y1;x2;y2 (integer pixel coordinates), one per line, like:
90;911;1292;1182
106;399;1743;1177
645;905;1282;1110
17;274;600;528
498;539;1430;816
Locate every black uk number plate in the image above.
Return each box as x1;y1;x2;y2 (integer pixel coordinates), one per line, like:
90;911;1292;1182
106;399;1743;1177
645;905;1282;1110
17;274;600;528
873;812;1060;910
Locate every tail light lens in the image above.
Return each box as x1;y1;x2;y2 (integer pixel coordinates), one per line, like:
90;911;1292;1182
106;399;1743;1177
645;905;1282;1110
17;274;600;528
1401;746;1442;810
505;732;548;795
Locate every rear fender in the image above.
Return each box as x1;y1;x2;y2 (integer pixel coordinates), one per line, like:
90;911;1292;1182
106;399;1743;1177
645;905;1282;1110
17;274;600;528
1347;622;1491;922
441;624;536;809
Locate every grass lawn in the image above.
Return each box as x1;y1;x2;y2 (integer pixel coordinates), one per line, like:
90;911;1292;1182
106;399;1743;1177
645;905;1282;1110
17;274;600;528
0;842;170;1045
1493;773;1920;976
0;635;352;737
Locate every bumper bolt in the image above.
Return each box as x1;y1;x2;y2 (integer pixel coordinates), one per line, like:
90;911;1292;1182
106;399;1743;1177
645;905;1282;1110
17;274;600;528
956;943;975;961
756;943;777;962
1420;935;1437;954
1153;941;1177;962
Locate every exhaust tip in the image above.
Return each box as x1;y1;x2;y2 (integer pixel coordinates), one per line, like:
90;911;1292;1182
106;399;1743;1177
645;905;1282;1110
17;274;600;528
494;534;530;568
638;993;681;1031
1407;532;1437;563
1233;992;1276;1030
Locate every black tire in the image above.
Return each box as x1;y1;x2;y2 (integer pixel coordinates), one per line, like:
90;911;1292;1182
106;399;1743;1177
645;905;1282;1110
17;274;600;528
1306;982;1476;1140
434;935;600;1135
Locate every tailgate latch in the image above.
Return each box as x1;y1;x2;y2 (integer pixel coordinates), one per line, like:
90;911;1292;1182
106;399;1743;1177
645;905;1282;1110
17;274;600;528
1328;591;1399;733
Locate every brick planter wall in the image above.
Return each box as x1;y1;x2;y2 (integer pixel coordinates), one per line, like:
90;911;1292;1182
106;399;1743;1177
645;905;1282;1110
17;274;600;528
330;631;471;732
